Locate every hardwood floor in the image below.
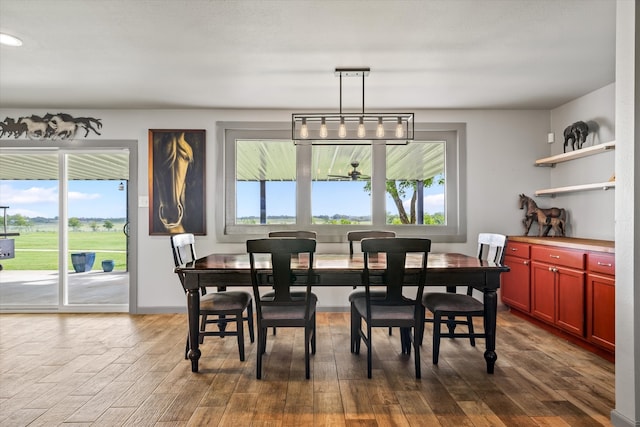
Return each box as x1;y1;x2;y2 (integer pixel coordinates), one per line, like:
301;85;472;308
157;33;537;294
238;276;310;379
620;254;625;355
0;311;614;426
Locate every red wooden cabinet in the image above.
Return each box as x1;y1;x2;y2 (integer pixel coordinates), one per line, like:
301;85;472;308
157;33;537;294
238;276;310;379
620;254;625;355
586;252;615;352
501;242;531;312
504;237;614;358
530;246;585;336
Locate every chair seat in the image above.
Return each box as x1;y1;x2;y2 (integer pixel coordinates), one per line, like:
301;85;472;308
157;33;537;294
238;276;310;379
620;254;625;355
261;294;318;320
352;296;415;321
200;291;252;311
423;292;483;314
262;290;307;300
348;288;386;302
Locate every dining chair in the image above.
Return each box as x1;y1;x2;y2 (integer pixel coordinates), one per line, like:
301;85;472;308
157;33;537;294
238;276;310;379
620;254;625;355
171;233;254;361
346;230;396;353
265;231;317;335
422;233;506;364
351;237;431;379
247;237;318;379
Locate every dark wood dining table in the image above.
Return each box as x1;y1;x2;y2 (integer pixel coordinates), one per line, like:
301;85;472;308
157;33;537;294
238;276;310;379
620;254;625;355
176;252;510;374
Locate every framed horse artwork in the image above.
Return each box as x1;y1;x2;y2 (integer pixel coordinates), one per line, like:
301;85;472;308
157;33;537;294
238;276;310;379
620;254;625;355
148;129;206;235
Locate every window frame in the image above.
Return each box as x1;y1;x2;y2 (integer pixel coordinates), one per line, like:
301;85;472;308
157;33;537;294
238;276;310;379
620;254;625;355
217;121;466;243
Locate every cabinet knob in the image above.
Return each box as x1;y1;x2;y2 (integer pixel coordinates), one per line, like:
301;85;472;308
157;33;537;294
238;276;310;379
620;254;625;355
510;248;518;251
597;262;613;267
549;255;560;259
523;260;529;265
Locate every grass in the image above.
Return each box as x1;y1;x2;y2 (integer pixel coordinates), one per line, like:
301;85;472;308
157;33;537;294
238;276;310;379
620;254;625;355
1;231;127;271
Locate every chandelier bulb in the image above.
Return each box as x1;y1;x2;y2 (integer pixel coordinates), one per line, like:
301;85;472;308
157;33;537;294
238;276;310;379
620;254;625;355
319;117;328;138
300;118;309;139
395;117;404;138
376;117;385;138
338;117;347;138
357;117;366;138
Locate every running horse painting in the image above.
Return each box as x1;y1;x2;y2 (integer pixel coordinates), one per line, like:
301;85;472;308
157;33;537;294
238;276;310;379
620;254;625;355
149;130;206;235
519;194;567;237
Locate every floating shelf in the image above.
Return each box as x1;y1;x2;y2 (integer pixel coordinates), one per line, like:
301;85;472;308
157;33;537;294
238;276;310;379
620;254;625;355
535;181;616;197
535;141;615;167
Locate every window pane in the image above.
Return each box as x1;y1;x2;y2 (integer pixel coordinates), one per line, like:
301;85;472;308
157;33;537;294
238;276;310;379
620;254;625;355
235;139;296;224
311;145;372;225
386;142;445;225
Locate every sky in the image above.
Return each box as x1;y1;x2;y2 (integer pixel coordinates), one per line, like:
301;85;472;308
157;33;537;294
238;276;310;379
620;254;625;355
0;180;127;218
0;179;444;220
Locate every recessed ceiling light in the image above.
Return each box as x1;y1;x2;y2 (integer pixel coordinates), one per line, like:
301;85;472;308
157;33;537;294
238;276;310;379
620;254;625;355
0;33;23;47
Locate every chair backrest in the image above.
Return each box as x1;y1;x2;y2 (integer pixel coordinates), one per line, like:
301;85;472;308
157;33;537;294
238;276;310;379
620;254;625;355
170;233;196;268
477;233;507;264
347;230;395;256
361;237;431;305
268;230;317;239
247;238;316;310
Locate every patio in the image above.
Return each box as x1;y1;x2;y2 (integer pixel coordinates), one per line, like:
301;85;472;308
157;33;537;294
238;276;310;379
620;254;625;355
0;270;129;306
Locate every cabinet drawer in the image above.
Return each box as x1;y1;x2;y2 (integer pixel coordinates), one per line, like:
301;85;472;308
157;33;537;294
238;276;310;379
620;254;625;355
531;246;584;270
588;252;615;276
505;241;530;259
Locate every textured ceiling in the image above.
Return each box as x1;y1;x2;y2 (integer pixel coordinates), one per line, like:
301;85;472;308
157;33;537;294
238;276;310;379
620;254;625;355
0;0;616;111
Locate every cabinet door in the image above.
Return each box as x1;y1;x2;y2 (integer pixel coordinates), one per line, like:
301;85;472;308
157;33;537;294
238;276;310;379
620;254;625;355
587;273;615;351
555;267;585;336
531;261;555;324
502;255;530;312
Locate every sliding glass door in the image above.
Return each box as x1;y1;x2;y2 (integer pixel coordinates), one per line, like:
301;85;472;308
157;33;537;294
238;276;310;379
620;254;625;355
0;146;132;311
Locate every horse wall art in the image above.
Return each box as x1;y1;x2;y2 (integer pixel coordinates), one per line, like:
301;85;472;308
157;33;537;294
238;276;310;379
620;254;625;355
149;129;206;235
0;113;101;140
518;194;567;236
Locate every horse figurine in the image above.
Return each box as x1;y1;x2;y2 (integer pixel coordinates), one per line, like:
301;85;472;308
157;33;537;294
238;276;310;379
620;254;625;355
563;121;589;153
534;208;565;237
519;194;567;236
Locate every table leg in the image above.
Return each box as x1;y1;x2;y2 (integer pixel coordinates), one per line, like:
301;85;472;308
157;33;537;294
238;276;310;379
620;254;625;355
483;288;497;374
186;288;201;372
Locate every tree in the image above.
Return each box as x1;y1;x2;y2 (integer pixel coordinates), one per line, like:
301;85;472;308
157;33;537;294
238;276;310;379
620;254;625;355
9;213;31;231
364;177;445;224
103;220;114;231
68;217;81;230
90;221;99;231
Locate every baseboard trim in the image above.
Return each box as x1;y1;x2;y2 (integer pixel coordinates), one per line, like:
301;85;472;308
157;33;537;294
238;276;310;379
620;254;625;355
610;410;640;427
135;305;351;314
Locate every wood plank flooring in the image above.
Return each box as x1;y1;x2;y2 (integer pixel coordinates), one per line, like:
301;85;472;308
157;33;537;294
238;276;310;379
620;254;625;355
0;311;614;426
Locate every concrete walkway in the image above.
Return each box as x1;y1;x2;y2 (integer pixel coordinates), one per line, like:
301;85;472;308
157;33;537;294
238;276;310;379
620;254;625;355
0;270;129;306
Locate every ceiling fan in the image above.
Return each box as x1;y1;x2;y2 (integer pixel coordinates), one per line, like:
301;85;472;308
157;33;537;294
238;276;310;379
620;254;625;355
327;161;370;181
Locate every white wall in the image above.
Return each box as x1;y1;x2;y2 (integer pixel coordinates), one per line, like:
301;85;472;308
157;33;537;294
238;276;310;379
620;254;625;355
549;84;616;240
1;107;550;310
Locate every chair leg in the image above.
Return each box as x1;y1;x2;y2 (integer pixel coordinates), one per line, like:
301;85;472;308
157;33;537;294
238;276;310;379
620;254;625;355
199;314;207;344
433;312;441;365
311;313;317;355
256;329;264;380
305;325;311;379
247;303;255;343
218;314;228;336
350;302;358;353
389;327;393;336
184;334;189;360
366;323;373;379
467;315;476;346
413;327;421;379
353;315;362;354
236;313;245;361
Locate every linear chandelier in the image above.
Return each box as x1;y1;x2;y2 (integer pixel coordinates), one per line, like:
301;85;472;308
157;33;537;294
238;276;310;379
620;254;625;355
292;67;414;142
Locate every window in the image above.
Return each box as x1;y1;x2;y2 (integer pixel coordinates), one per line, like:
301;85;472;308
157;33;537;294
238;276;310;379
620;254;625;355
220;123;465;243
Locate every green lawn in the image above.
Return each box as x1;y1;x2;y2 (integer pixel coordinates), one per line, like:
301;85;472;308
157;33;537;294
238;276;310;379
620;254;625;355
1;231;127;271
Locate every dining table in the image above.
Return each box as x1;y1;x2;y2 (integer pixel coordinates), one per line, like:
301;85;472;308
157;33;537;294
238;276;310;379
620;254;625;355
175;252;510;374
